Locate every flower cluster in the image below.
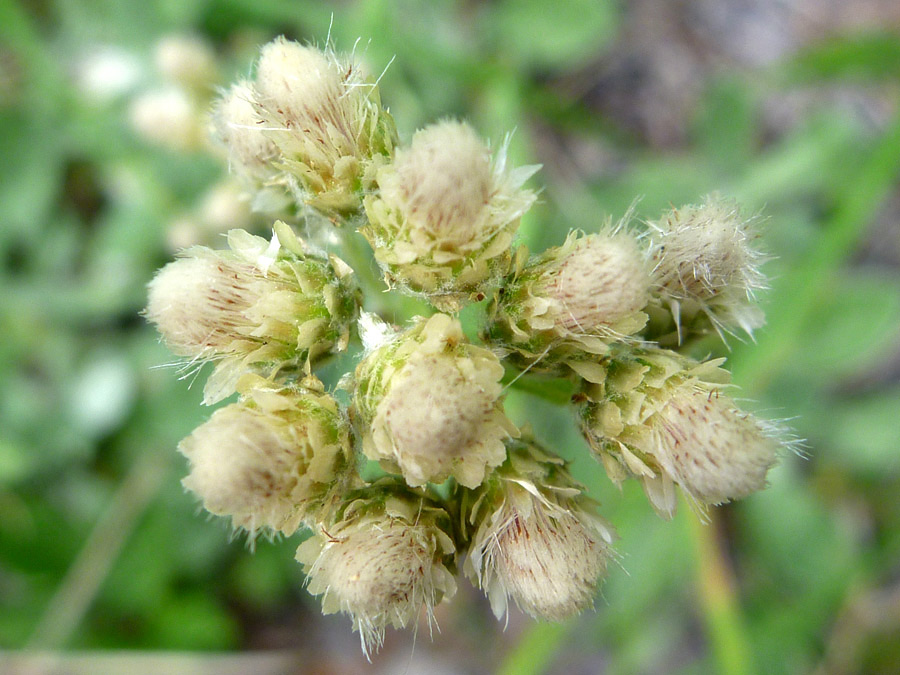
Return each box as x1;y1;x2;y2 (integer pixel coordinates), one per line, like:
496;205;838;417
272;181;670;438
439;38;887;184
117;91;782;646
145;35;793;652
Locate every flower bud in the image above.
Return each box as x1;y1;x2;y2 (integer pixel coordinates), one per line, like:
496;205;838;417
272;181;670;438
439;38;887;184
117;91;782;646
154;34;217;91
297;482;457;656
484;229;649;373
212;81;282;184
145;222;360;403
362;121;538;311
465;432;615;621
252;37;396;213
353;313;517;488
179;376;352;535
129;87;204;151
645;197;767;343
198;179;253;233
578;348;780;518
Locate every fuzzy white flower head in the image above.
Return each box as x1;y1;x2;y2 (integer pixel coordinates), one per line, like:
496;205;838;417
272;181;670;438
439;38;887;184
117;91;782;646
252;37;396;213
646;197;767;342
362;121;538;311
154;34;217;90
297;487;457;656
145;223;359;403
179;376;352;536
353;313;517;488
484;228;650;371
212;81;282;184
129;87;203;151
579;348;781;518
465;435;615;621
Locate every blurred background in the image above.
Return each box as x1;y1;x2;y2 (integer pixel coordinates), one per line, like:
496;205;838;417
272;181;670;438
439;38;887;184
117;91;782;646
2;1;900;673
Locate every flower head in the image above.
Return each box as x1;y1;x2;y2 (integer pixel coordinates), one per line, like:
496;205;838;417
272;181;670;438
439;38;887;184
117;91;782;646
352;313;517;488
484;228;649;373
645;197;767;343
178;375;353;536
578;347;781;518
145;222;359;403
250;37;396;213
362;121;538;310
465;433;615;620
297;481;457;656
212;81;282;186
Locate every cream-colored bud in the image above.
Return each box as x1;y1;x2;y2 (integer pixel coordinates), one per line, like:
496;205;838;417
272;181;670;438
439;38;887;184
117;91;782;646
653;387;778;505
129;87;203;150
198;179;253;233
579;348;780;518
154;34;217;90
212;81;281;182
465;434;615;621
484;229;649;372
362;121;538;310
252;37;396;213
297;486;457;656
646;198;767;341
545;234;648;331
386;121;493;246
145;224;360;403
179;378;352;535
353;313;517;488
146;252;258;356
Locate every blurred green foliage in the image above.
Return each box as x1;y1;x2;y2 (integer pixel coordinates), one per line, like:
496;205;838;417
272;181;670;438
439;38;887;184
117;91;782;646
2;1;900;674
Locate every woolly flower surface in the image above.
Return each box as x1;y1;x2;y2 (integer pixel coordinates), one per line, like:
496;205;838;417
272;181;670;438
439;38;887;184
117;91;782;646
251;37;396;214
484;230;650;373
645;198;767;344
178;375;352;536
212;81;282;185
353;313;517;488
578;348;780;518
297;483;457;656
362;120;538;311
145;222;359;403
465;433;615;621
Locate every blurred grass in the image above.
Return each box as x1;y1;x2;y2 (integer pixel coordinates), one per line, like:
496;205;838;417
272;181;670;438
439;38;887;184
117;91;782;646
2;1;900;674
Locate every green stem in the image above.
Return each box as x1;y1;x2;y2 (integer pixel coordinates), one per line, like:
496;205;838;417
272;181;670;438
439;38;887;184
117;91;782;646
688;509;756;675
496;621;571;675
25;452;170;651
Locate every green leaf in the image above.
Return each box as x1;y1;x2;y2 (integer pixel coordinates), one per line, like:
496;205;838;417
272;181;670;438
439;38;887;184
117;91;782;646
489;0;618;70
820;388;900;474
783;32;900;83
789;271;900;382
